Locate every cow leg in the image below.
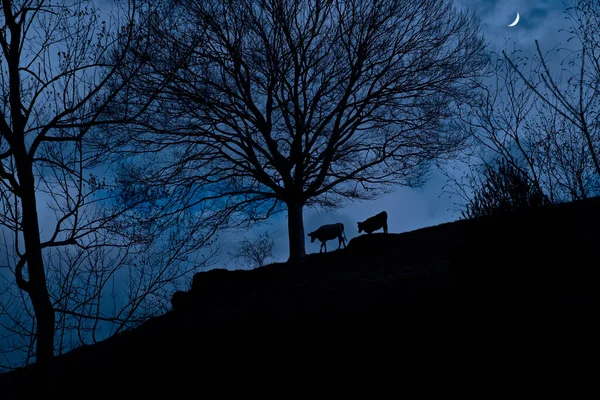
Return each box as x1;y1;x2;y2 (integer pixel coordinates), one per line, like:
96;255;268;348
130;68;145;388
384;223;388;234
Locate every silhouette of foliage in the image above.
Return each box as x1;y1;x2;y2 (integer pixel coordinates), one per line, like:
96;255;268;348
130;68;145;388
462;160;549;219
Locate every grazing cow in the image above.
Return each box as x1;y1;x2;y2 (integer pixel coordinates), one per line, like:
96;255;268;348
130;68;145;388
357;211;388;234
307;223;347;253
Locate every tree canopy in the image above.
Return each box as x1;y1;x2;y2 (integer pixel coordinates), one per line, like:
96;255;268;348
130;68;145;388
93;0;489;262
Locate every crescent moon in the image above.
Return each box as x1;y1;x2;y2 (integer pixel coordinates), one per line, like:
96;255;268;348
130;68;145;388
508;12;520;27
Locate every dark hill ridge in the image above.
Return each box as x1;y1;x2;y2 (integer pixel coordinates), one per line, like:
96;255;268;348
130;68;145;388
1;197;598;398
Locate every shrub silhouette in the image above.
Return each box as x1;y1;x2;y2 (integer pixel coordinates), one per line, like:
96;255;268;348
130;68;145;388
463;160;548;219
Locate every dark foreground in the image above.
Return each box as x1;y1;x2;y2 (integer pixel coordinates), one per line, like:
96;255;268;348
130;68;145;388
1;197;598;398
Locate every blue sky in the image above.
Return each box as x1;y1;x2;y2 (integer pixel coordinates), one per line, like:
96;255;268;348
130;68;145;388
220;0;575;266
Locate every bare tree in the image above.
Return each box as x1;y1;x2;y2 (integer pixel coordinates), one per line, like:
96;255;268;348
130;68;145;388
446;48;545;210
229;231;276;270
500;0;600;193
447;0;600;213
101;0;489;262
0;0;188;377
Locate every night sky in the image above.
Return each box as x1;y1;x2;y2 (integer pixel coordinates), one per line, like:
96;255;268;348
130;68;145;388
0;0;576;267
0;0;582;370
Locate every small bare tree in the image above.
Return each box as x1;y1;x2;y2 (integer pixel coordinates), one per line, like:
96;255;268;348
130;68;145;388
229;231;276;270
102;0;489;262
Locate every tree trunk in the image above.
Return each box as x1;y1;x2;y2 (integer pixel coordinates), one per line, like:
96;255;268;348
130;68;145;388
286;202;306;262
15;159;55;371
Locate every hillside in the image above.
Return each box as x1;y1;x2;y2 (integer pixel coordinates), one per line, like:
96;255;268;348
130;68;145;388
1;197;598;398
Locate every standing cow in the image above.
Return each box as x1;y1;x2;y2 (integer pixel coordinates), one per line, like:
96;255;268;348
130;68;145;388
307;223;347;253
357;211;388;234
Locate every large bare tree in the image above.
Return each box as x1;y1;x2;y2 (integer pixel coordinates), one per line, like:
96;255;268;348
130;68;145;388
0;0;171;380
101;0;489;262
